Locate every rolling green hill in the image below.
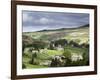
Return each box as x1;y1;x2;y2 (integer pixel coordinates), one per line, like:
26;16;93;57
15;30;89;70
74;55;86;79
23;26;89;44
22;25;89;69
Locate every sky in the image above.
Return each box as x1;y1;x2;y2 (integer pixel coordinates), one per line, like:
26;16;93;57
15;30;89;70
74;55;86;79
22;10;89;32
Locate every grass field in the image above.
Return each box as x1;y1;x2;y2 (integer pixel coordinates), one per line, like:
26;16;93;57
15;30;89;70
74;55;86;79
22;26;89;69
23;27;89;43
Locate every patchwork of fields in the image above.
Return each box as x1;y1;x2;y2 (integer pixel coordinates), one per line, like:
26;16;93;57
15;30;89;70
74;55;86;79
22;26;89;69
23;27;89;43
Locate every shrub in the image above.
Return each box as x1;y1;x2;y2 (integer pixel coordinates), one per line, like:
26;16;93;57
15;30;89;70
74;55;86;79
22;64;26;69
63;49;72;59
32;40;48;52
63;48;72;66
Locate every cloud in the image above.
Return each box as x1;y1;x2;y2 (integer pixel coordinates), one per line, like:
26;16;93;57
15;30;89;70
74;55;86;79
33;17;52;24
39;17;50;24
22;11;89;32
23;26;51;32
23;13;33;22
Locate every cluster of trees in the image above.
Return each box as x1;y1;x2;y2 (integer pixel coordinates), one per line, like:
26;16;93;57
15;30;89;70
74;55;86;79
23;40;49;54
49;39;89;50
32;40;48;52
69;40;89;49
49;39;68;50
22;37;89;67
50;48;89;67
50;56;65;67
63;48;89;66
23;38;89;54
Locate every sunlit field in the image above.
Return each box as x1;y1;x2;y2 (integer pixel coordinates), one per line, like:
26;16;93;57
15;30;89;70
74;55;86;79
22;26;89;69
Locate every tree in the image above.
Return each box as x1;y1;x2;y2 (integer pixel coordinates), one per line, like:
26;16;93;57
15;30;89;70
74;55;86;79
29;52;38;65
82;51;89;65
63;48;72;66
69;40;80;48
63;49;72;59
81;43;89;48
22;35;34;47
50;58;57;67
22;63;26;69
32;40;48;52
54;39;68;47
49;41;55;50
50;56;63;67
49;43;55;50
22;42;26;55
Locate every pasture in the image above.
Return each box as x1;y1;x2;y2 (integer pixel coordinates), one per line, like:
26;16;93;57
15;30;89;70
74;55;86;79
22;26;89;69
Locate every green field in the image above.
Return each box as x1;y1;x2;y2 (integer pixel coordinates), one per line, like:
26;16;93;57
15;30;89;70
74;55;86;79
23;27;89;43
22;26;89;69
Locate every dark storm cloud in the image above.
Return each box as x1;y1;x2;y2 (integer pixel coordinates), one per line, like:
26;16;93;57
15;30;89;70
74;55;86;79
22;10;89;32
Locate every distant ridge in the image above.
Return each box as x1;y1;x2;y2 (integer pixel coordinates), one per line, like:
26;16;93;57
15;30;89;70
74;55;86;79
37;28;68;32
23;24;89;33
37;24;89;32
79;24;89;28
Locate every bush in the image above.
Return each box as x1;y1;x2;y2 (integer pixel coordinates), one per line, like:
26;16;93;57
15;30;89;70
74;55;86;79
63;48;72;66
69;40;80;48
63;48;72;59
22;64;26;69
82;52;89;65
29;58;40;65
71;60;83;66
54;39;68;47
32;40;48;52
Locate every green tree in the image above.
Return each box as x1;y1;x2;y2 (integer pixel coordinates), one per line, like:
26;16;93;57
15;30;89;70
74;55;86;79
22;63;26;69
82;51;89;65
54;39;68;47
63;48;72;66
32;40;48;52
22;42;26;55
63;49;72;59
29;52;38;65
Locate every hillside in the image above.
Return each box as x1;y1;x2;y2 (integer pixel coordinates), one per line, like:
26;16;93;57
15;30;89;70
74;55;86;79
22;26;89;69
23;26;89;44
